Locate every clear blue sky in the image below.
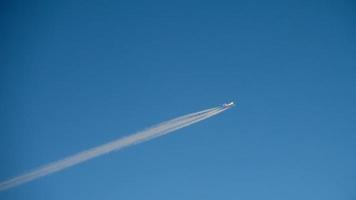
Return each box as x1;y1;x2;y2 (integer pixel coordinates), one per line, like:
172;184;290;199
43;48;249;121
1;0;355;199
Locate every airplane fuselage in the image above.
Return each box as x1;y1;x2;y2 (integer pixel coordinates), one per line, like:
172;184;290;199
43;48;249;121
223;101;235;108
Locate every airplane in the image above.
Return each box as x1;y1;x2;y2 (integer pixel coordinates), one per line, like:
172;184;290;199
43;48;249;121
223;101;235;108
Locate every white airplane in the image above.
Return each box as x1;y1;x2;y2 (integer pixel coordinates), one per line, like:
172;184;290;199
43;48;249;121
223;101;235;108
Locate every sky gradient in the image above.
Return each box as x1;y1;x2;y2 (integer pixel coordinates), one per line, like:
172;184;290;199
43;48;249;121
1;0;355;199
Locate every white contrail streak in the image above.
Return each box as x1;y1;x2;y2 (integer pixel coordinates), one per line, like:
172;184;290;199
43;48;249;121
0;106;230;191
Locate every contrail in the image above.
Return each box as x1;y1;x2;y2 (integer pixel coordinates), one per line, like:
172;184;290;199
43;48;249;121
0;105;231;191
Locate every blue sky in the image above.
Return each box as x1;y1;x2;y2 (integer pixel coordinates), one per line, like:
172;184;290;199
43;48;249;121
0;0;355;199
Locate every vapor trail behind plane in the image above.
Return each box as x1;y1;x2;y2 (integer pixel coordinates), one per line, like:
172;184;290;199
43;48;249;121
0;105;231;191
